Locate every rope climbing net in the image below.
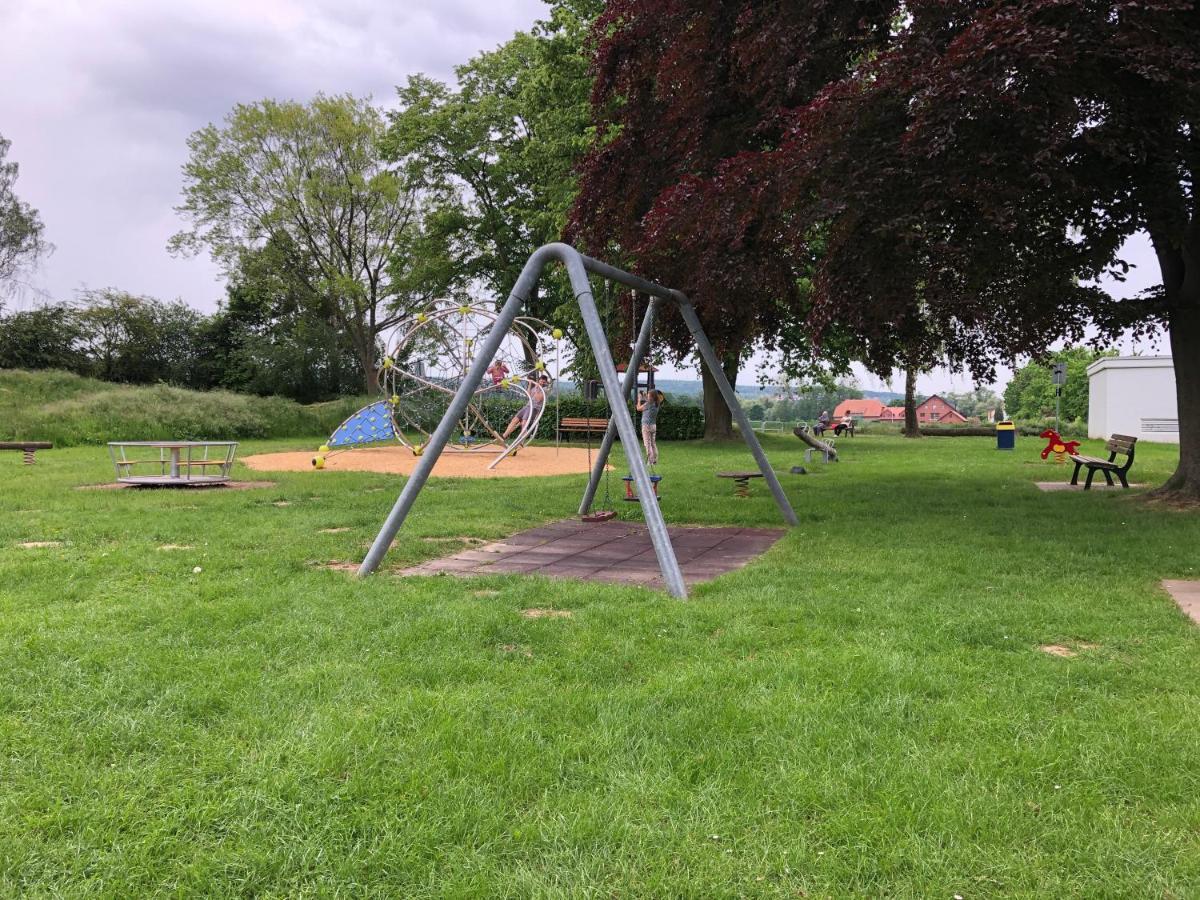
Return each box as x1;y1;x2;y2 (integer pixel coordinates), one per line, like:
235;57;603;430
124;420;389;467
314;303;561;471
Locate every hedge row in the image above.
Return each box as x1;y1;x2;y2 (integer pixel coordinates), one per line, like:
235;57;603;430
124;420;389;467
404;394;705;441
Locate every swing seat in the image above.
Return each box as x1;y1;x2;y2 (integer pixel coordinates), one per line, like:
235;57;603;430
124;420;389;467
581;509;618;523
621;474;663;502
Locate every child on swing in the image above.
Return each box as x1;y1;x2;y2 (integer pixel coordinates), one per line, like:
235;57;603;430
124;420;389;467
636;388;665;466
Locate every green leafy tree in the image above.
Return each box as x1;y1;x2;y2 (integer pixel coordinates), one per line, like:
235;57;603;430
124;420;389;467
945;386;1004;421
0;134;50;296
1004;347;1116;424
74;289;204;386
171;95;439;393
385;1;601;348
0;305;82;371
197;240;363;403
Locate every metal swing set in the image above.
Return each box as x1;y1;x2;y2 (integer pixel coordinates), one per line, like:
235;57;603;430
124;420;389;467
358;243;798;599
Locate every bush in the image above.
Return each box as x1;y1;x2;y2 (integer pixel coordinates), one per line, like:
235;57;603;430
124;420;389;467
475;394;704;441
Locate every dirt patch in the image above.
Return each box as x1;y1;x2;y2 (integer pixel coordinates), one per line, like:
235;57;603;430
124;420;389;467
521;608;573;619
320;561;360;573
1040;644;1077;658
500;643;533;658
272;501;291;507
319;528;352;534
157;544;194;551
473;589;501;598
242;445;611;479
1134;492;1200;512
423;535;487;545
18;541;62;549
77;480;276;491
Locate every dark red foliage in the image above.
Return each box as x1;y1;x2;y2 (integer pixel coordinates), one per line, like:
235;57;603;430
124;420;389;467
568;0;896;359
573;0;1200;492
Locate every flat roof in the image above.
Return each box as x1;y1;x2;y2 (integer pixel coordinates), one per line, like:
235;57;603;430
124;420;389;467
1086;355;1174;375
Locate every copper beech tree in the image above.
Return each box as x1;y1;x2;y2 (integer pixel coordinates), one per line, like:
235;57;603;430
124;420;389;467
573;0;1200;496
569;0;896;438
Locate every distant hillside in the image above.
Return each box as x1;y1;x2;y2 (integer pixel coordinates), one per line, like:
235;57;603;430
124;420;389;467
0;369;365;446
560;378;904;402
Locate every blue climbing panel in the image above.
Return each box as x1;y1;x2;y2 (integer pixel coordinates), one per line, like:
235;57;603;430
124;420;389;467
327;401;400;448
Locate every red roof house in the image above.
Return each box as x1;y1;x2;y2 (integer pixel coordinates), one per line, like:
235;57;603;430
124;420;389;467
833;398;886;420
879;406;906;421
916;395;967;424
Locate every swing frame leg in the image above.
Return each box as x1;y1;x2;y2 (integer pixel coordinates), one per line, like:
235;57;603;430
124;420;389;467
580;297;660;516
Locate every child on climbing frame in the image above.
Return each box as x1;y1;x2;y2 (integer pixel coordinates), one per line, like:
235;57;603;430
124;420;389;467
637;388;665;466
502;372;550;440
487;359;510;386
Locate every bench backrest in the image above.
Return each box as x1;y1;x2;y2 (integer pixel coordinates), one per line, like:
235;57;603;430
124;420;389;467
1107;434;1137;457
560;417;609;427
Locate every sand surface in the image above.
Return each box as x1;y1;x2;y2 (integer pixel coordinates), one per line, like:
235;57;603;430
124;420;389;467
242;445;609;478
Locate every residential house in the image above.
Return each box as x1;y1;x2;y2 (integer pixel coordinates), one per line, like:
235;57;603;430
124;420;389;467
832;398;886;420
916;395;967;424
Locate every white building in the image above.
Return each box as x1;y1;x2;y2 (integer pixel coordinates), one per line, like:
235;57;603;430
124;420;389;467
1087;356;1178;443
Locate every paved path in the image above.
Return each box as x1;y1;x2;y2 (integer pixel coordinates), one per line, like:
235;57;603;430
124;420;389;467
1162;580;1200;626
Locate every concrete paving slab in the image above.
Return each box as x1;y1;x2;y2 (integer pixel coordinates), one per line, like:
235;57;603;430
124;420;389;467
1035;481;1148;492
1162;580;1200;626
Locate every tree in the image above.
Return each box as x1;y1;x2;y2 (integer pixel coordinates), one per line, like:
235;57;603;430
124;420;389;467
613;1;1198;496
385;1;601;345
0;305;82;372
74;289;204;386
1004;347;1116;424
171;95;436;393
0;134;50;296
569;1;897;439
945;385;1004;421
198;239;364;402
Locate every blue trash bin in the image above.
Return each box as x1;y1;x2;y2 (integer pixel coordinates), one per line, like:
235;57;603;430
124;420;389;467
996;420;1016;450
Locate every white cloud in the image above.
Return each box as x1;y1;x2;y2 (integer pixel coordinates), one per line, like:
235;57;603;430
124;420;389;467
0;0;546;309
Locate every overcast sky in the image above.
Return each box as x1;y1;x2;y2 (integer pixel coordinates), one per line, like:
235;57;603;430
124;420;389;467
0;0;1164;396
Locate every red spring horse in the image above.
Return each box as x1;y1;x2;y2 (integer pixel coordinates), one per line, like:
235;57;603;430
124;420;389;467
1040;429;1080;460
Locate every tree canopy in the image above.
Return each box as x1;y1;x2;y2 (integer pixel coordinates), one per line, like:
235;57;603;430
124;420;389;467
0;134;50;296
576;0;1200;493
385;0;601;345
171;95;442;392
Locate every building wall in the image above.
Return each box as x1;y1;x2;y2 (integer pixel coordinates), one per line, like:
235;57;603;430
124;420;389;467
1087;356;1178;443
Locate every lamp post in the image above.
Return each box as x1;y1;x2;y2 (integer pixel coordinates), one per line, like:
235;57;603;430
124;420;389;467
1052;362;1067;432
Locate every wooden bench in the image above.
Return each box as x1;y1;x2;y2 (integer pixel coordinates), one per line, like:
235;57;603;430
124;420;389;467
1069;434;1137;489
0;441;52;465
558;417;609;441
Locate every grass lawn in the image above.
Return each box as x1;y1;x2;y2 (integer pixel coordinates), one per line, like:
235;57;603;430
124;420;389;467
1;433;1198;896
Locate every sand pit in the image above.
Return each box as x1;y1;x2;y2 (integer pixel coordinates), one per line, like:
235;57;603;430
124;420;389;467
242;445;610;479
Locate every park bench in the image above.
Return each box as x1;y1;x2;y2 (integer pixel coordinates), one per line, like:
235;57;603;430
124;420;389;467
558;417;609;441
0;441;52;465
1069;434;1137;489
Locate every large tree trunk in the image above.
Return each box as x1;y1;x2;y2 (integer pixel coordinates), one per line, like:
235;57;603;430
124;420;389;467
903;367;921;438
355;339;380;395
1155;300;1200;500
700;352;740;440
1147;226;1200;500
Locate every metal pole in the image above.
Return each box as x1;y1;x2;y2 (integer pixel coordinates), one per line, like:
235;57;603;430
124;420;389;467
358;245;557;576
579;296;660;515
562;255;688;598
672;293;800;527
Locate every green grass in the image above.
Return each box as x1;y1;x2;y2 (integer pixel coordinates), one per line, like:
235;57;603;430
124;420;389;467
1;432;1198;896
0;369;368;446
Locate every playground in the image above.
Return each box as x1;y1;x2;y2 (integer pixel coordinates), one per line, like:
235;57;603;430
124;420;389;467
2;430;1199;895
